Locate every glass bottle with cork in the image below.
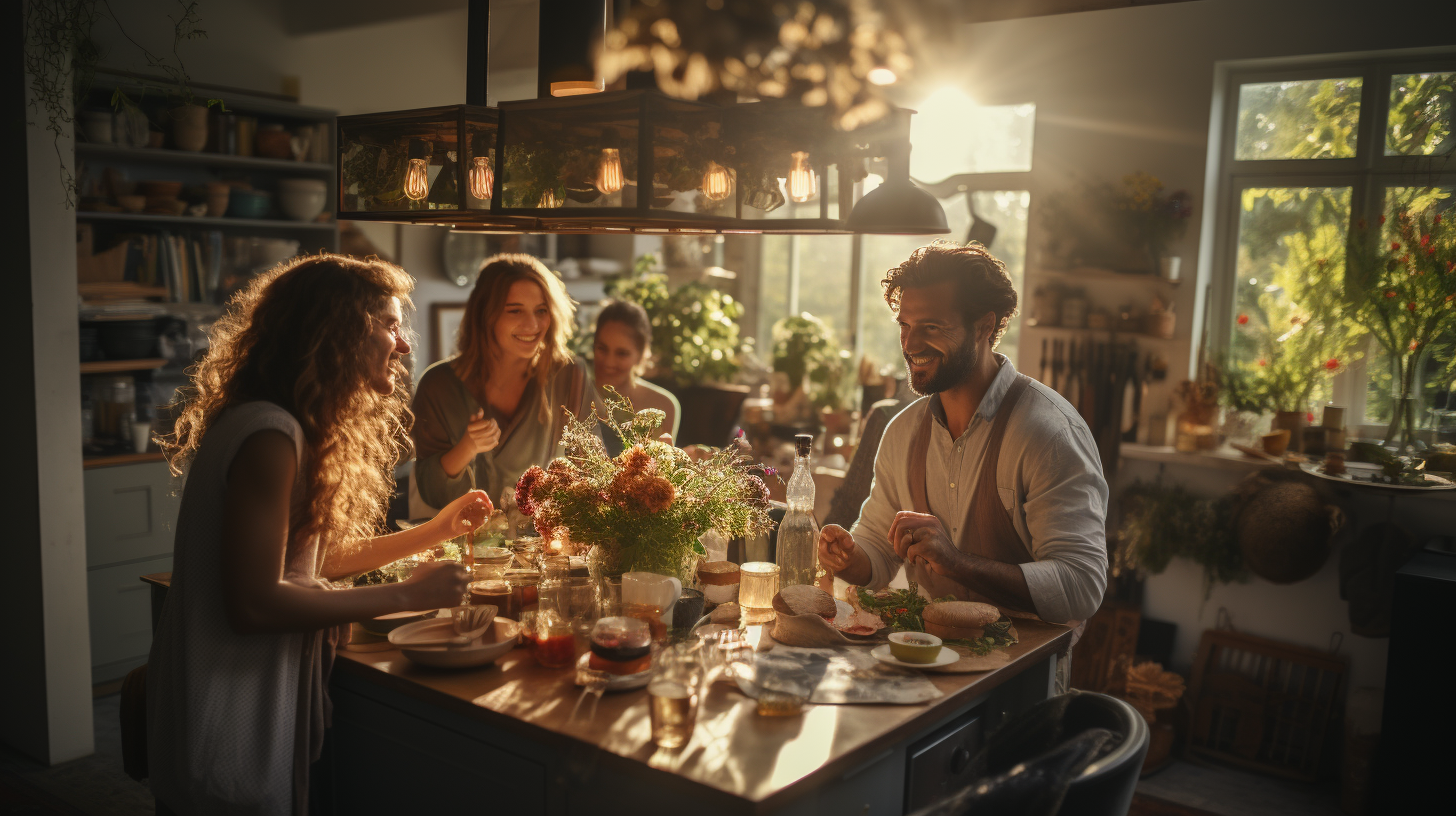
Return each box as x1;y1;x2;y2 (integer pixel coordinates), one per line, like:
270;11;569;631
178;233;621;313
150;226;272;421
776;433;818;588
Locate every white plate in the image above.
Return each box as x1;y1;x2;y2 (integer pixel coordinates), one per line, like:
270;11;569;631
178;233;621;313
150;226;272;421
1300;462;1456;491
870;644;960;670
391;618;519;669
574;652;652;691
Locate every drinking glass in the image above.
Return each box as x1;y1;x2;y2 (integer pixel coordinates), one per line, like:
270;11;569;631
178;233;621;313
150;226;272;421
648;643;705;749
755;663;809;717
739;562;779;624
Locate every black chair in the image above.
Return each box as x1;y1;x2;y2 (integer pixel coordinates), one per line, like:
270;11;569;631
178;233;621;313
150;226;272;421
913;691;1149;816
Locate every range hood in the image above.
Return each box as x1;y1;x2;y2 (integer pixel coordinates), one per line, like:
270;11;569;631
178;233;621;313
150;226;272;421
334;1;947;236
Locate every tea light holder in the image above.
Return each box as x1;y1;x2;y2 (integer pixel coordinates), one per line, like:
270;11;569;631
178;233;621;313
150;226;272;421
739;561;779;624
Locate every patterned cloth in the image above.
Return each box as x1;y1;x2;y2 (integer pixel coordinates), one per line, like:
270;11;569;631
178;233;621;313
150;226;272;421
147;402;337;815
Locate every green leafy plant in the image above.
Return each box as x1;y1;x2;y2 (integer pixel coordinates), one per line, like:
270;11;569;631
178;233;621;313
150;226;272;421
516;390;773;581
1113;481;1248;598
771;312;854;412
606;253;745;387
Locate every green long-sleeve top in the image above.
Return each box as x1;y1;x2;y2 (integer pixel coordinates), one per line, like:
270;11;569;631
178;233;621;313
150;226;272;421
409;358;596;510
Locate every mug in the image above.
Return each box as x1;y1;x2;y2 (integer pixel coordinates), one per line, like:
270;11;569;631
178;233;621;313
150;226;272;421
622;572;681;632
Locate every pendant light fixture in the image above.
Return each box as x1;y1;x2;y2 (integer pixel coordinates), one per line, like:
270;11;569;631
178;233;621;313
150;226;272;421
334;1;946;235
845;109;948;235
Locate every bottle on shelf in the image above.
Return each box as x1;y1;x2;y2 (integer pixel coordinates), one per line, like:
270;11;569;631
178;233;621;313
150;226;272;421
776;433;818;589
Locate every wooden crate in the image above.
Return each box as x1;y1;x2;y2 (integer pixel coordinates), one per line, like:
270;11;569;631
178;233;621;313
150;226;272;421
1071;601;1140;693
1186;628;1346;782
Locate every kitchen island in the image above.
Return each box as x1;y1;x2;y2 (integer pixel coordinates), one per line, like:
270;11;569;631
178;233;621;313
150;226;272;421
315;619;1074;815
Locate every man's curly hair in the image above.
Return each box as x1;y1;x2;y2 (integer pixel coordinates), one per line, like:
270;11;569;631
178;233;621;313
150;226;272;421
881;241;1019;348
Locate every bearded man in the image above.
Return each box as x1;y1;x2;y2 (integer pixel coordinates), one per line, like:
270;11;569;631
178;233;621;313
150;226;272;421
818;243;1107;635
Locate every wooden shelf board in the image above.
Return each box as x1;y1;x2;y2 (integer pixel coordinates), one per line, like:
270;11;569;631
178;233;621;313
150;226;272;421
76;143;333;174
80;358;168;374
1036;267;1181;285
83;451;166;469
1021;323;1177;342
76;211;337;231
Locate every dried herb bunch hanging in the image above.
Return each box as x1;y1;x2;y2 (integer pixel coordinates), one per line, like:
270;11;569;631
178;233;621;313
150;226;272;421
1113;480;1247;597
516;390;773;581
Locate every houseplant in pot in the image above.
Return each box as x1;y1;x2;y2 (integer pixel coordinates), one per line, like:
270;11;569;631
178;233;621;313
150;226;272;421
1226;216;1366;450
607;254;751;445
515;391;773;582
771;312;854;428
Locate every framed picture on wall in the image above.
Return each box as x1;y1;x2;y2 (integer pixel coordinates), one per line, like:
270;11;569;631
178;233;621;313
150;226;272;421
430;302;467;364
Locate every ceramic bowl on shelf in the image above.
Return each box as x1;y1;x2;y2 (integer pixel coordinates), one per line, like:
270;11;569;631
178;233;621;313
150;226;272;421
277;178;327;222
117;195;146;213
227;189;273;220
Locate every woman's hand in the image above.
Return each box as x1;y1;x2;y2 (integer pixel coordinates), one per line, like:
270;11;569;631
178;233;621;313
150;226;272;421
399;561;470;610
457;409;501;457
433;489;493;542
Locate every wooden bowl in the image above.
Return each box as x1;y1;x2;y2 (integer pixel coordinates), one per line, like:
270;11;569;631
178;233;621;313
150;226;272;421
117;194;146;213
1261;429;1291;456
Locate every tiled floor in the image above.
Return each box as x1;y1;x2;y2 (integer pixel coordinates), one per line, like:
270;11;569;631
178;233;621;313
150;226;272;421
1137;760;1343;816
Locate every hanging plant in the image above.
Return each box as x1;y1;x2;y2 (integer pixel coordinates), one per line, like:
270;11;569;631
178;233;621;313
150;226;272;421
1113;480;1247;598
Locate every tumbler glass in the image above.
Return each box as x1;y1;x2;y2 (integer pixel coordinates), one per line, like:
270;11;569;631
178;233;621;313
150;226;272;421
648;643;705;749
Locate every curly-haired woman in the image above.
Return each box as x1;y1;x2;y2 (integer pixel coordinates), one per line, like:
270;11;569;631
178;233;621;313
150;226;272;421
148;255;491;815
410;254;596;516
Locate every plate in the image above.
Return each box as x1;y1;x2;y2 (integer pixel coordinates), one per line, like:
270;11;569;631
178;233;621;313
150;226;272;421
574;652;652;691
870;644;960;670
392;618;519;669
1300;462;1456;491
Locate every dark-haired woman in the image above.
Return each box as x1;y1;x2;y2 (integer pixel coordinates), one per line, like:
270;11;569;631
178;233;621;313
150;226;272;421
149;254;491;815
410;254;596;516
591;299;679;455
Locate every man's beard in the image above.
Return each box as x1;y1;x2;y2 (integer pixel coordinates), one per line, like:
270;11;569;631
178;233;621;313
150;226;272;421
905;339;978;395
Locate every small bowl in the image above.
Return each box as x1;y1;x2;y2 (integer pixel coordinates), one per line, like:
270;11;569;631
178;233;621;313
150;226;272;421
1261;429;1291;456
888;631;944;664
227;189;273;219
117;194;146;213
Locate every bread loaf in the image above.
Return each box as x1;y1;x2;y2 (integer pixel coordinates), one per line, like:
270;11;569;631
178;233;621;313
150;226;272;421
922;601;1001;640
772;585;837;620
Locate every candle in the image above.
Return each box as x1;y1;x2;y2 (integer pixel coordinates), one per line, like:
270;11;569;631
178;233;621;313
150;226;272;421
739;562;779;623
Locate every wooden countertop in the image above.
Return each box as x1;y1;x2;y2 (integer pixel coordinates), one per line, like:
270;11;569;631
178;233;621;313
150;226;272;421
336;618;1074;811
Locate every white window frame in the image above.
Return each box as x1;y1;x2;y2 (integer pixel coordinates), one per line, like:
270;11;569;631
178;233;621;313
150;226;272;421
1205;51;1456;436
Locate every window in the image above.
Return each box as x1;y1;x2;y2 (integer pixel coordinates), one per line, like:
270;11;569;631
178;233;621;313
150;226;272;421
1211;57;1456;432
758;93;1034;389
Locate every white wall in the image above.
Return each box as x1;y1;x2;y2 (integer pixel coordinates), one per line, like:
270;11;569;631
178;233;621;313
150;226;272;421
952;0;1455;700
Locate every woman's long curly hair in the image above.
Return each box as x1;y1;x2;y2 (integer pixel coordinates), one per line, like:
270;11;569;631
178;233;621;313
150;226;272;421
162;253;416;555
453;253;576;423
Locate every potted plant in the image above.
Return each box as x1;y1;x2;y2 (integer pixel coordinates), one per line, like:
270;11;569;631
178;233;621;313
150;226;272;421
1345;206;1456;449
770;312;854;428
515;392;773;582
1226;227;1366;450
607;254;751;445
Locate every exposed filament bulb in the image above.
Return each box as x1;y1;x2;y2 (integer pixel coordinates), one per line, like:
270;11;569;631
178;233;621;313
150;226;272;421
468;155;494;200
596;148;624;195
787;151;817;203
701;161;732;201
403;158;430;201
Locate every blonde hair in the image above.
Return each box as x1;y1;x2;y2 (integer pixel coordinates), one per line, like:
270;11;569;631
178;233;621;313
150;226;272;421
452;254;576;422
162;253;416;554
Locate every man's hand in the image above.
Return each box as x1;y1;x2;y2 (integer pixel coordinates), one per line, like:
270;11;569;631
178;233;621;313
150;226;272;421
818;524;855;572
889;511;962;576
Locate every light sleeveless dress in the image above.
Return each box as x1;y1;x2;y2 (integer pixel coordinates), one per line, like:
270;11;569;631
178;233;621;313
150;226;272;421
147;402;338;815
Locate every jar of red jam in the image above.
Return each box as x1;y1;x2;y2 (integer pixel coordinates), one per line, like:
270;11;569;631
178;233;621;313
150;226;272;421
534;610;577;668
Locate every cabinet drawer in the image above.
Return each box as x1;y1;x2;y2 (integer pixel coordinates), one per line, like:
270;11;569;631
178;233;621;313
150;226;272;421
905;709;984;812
84;461;181;567
88;555;172;670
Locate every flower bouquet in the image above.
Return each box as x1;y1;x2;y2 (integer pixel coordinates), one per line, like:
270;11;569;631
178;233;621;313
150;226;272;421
1345;207;1456;449
515;389;774;582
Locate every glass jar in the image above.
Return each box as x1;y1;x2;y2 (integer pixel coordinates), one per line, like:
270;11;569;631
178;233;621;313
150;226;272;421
533;608;577;668
508;570;540;618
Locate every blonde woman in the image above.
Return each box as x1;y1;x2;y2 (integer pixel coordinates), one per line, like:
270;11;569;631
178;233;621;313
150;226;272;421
410;254;596;515
591;299;679;455
149;255;491;815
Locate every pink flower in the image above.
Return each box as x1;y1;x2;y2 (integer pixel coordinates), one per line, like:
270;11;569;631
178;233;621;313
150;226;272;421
1386;291;1398;298
1324;359;1339;370
1421;234;1432;247
1408;302;1418;312
1306;412;1315;423
1392;241;1402;251
1257;359;1267;367
1237;313;1249;325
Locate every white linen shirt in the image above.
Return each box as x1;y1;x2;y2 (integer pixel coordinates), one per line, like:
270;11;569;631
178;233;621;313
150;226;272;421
849;355;1109;623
